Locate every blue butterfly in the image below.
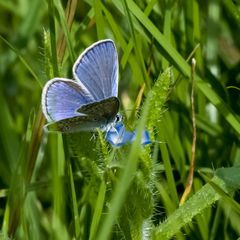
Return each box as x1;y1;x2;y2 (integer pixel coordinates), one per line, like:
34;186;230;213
41;39;150;146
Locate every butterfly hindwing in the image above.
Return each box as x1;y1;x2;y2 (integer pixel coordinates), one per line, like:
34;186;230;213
77;96;119;119
73;39;118;101
47;97;119;133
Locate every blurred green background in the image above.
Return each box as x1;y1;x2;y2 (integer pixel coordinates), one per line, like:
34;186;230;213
0;0;240;239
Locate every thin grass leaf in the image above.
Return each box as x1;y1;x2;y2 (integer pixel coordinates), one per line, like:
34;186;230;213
122;0;151;89
18;0;44;39
47;0;59;76
66;157;81;238
160;143;179;206
154;169;240;239
94;0;105;39
125;0;240;134
89;181;106;240
57;0;78;63
97;92;151;240
53;0;75;63
0;35;42;87
100;2;146;86
222;0;240;25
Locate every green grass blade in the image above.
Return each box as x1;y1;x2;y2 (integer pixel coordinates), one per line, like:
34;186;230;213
89;181;106;240
0;35;42;87
97;93;151;240
53;0;75;63
125;0;240;134
154;169;240;239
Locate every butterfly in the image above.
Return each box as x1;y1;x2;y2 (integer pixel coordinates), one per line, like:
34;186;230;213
41;39;150;146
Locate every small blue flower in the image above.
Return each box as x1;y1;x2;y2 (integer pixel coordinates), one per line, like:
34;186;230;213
106;122;151;147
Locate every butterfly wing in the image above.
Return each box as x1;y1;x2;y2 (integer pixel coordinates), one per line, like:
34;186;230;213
73;39;118;100
41;78;94;122
77;96;119;120
47;97;119;133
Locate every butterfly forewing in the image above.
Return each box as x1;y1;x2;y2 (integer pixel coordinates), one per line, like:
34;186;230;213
42;78;94;122
73;40;118;101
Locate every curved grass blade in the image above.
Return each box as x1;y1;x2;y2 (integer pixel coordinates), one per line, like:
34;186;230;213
124;0;240;134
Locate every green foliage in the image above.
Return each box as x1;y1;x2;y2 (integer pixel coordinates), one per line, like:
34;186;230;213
0;0;240;239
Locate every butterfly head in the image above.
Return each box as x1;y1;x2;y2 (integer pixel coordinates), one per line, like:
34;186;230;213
114;113;123;124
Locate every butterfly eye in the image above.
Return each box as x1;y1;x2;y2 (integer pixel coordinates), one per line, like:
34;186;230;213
115;113;122;123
